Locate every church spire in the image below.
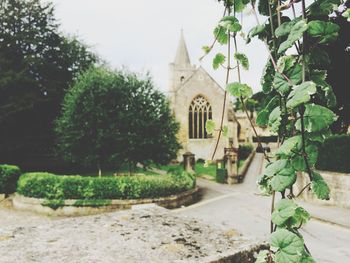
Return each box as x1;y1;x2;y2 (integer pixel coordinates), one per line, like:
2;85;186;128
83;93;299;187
174;30;191;66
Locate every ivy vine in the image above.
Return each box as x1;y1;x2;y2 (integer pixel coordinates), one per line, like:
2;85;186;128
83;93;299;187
203;0;348;262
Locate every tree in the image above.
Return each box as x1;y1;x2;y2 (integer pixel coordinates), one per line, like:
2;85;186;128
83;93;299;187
55;67;180;176
0;0;97;169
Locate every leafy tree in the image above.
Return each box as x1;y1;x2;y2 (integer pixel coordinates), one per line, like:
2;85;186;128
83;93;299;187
0;0;97;169
55;67;180;176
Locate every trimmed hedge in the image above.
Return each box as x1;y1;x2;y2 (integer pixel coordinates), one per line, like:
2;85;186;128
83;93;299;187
238;144;253;160
316;134;350;173
0;165;21;194
17;172;196;200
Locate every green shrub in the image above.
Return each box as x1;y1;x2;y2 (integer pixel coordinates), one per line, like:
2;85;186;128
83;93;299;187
0;165;21;194
17;171;196;200
216;168;227;183
316;134;350;173
238;144;253;160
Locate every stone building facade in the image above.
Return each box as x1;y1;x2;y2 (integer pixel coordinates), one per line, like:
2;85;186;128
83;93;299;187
168;31;238;161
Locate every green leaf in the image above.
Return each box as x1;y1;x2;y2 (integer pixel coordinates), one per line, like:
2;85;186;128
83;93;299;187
213;53;226;70
286;81;317;108
291;207;311;227
268;107;281;133
256;109;270;126
226;82;253;98
312;171;330;200
233;0;250;12
309;47;330;66
247;24;265;41
278;20;308;53
274;64;302;94
257;173;273;195
309;0;341;16
301;251;316;263
272;199;298;226
270;229;304;263
205;120;215;135
261;60;274;93
258;0;271;16
277;56;296;72
295;104;337;132
265;160;296;192
220;16;242;32
202;46;211;55
214;26;228;45
310;70;337;108
255;250;269;263
275;19;299;38
291;144;319;171
343;8;350;22
306;129;331;143
275;136;302;156
234;53;249;70
307;20;340;44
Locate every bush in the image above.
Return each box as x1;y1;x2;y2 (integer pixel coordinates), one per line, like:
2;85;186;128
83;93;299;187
238;144;254;160
316;134;350;173
16;172;196;200
0;165;21;194
216;168;227;183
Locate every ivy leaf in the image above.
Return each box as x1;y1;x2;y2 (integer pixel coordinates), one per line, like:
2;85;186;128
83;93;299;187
343;8;350;22
291;144;319;171
220;16;242;32
291;207;311;227
278;20;308;53
205;120;215;135
213;53;226;70
256;109;270;126
257;173;273;195
247;24;265;43
255;250;269;263
275;136;302;156
214;26;228;45
286;81;317;108
265;159;296;192
309;0;341;16
295;104;337;132
275;19;300;37
274;64;302;94
310;70;337;108
226;82;253;98
233;0;250;12
261;60;274;93
270;229;304;263
307;20;340;44
306;129;331;143
234;53;249;70
277;55;296;72
268;107;281;133
271;199;298;226
312;171;330;200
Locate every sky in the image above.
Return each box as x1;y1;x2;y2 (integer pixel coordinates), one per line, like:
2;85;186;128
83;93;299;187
50;0;268;93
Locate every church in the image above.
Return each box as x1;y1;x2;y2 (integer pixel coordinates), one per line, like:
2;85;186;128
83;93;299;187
168;31;239;161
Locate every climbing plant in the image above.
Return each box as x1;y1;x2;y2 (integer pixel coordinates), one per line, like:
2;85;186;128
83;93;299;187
203;0;348;262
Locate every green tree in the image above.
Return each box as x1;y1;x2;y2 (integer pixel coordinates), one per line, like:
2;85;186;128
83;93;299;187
0;0;97;169
55;67;180;176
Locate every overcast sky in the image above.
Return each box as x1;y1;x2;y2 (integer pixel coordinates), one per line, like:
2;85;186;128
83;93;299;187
51;0;268;93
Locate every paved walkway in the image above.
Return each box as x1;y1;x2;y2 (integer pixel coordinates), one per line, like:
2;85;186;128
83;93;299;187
176;153;350;263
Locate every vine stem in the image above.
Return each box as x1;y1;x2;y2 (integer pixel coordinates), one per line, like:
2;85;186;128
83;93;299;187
296;182;311;198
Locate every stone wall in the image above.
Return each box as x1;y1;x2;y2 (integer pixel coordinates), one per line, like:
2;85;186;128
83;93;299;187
295;170;350;209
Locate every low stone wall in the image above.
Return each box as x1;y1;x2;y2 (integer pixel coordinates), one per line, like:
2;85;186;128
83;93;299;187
295;170;350;209
0;194;5;202
12;187;199;216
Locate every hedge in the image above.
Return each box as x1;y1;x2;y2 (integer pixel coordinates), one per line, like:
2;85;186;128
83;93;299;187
316;134;350;173
0;164;21;194
238;144;253;160
17;171;196;200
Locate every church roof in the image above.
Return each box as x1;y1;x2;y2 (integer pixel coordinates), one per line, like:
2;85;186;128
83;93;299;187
174;30;191;66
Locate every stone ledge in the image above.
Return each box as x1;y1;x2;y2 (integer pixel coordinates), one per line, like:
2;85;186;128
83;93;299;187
228;150;256;185
12;187;199;217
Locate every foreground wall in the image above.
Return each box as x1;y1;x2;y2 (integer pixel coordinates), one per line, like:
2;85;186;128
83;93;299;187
295;170;350;209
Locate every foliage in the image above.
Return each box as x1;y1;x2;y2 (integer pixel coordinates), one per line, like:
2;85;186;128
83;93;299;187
211;0;346;261
0;164;21;194
55;67;180;174
16;171;196;200
216;168;227;183
316;134;350;173
0;0;97;169
238;144;253;160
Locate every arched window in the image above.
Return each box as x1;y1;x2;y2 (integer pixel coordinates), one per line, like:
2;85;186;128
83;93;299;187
189;95;212;139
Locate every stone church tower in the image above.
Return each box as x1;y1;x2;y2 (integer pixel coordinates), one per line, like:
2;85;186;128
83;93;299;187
168;31;238;161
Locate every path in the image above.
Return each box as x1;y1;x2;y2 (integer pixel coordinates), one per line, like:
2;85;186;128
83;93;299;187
176;153;350;263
